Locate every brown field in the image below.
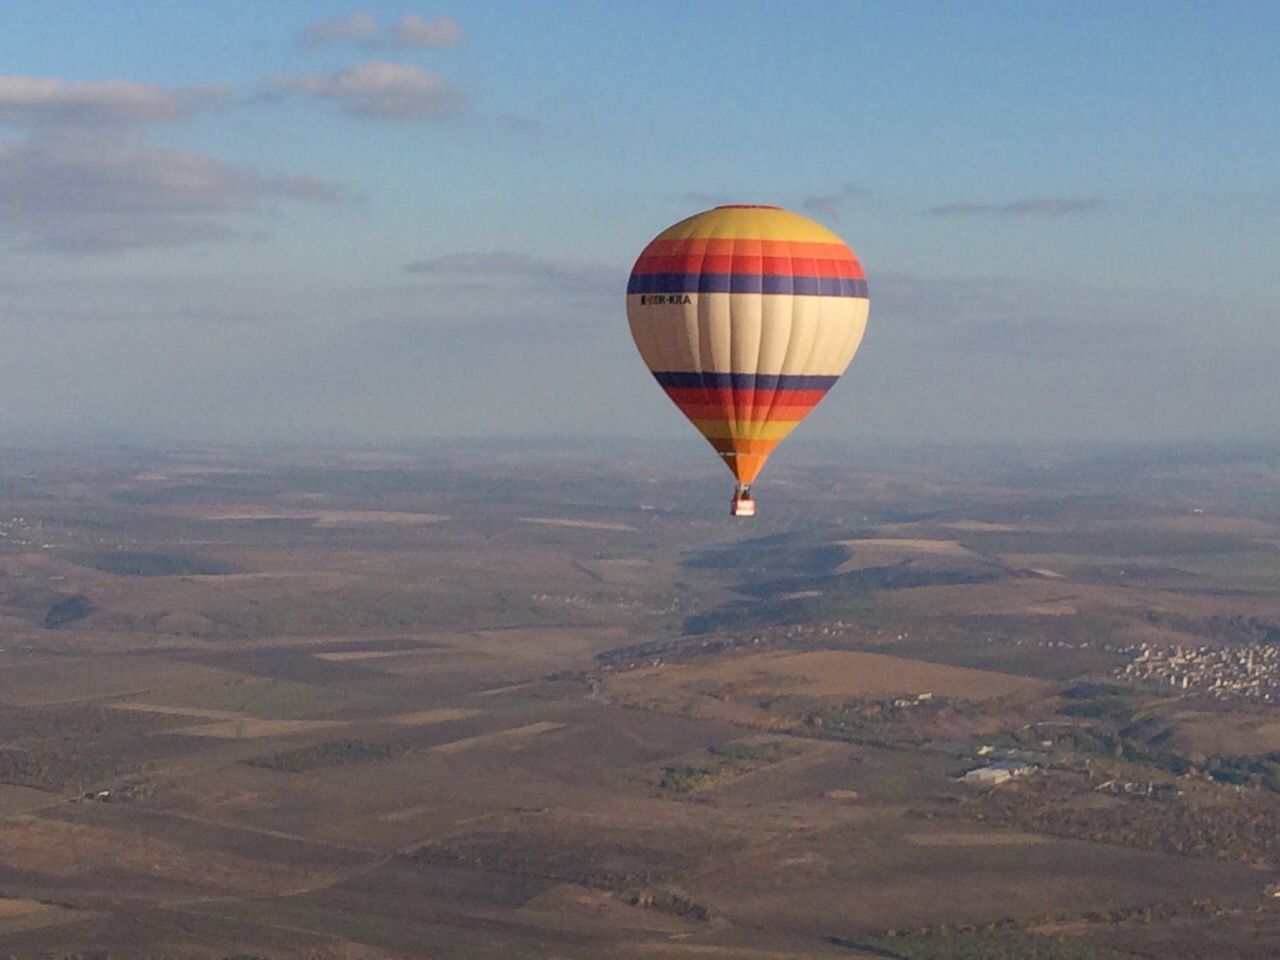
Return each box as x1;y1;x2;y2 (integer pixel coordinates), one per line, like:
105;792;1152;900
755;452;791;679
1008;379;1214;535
432;720;567;755
905;831;1050;846
939;520;1025;532
1027;567;1066;578
0;900;94;938
607;649;1049;704
123;677;386;720
519;516;638;531
0;657;241;706
840;537;977;555
177;507;451;525
0;813;335;896
0;785;60;816
311;649;413;661
390;706;483;725
690;814;1264;936
835;537;980;573
1167;712;1280;756
167;718;348;738
0;899;49;919
1145;514;1280;538
108;701;243;719
1022;599;1079;615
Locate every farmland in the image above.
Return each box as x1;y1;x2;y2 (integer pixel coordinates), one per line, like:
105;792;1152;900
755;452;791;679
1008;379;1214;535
0;443;1276;958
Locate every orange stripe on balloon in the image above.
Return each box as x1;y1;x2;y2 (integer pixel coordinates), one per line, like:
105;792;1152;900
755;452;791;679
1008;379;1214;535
671;403;820;422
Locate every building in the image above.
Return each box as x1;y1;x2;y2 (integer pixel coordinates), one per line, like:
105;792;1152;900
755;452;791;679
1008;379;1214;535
957;761;1032;786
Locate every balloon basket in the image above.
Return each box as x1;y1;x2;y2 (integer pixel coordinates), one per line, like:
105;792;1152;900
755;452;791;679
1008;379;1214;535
730;489;756;518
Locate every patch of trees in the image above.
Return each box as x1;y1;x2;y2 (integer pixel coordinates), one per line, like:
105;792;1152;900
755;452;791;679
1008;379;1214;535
624;887;712;921
0;745;130;790
1060;682;1129;700
43;594;91;628
1201;752;1280;792
68;550;238;577
1002;723;1280;794
830;931;1132;960
969;776;1280;864
684;535;851;579
411;835;686;891
681;563;998;635
0;702;173;741
803;696;1009;750
658;764;718;793
244;738;406;773
708;739;793;764
1206;615;1280;644
596;632;754;667
658;739;801;793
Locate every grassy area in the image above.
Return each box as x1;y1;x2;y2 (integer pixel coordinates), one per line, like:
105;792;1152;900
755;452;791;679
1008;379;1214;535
658;738;802;793
42;594;92;628
657;764;719;793
1033;687;1280;793
243;738;408;773
198;586;563;637
833;931;1134;960
141;679;392;720
67;550;238;576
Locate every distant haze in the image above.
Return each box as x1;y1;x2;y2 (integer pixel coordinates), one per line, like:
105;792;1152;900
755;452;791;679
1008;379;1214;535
1;2;1277;447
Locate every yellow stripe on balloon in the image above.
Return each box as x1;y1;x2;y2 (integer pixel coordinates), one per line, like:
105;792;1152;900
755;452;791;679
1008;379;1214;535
653;205;845;244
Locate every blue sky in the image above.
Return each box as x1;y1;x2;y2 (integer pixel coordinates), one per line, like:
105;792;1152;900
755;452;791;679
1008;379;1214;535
1;1;1276;448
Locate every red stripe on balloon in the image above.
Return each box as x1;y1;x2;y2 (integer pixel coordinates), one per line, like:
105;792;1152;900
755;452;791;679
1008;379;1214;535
632;253;861;279
663;385;830;424
663;387;830;407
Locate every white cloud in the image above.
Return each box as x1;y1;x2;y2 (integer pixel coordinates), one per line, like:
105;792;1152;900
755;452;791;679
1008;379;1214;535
262;62;465;120
0;133;342;252
299;11;379;47
0;75;228;127
390;14;463;48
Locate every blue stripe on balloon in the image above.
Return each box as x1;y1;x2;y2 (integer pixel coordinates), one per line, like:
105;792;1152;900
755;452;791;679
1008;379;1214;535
628;273;868;297
651;372;840;391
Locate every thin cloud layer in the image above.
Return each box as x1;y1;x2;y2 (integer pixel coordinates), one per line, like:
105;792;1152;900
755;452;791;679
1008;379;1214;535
299;11;462;49
801;183;862;219
926;197;1104;217
0;75;228;127
299;11;379;46
391;15;463;48
404;251;616;293
870;271;1160;355
677;192;733;208
0;133;341;252
262;62;465;120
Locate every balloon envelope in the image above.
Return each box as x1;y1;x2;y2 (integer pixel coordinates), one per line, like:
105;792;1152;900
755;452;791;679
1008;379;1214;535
626;205;869;486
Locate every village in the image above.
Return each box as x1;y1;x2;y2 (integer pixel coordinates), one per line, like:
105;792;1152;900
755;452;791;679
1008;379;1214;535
1116;641;1279;702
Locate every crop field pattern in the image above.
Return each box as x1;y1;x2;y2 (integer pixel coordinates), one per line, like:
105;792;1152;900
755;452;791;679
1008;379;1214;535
0;446;1276;958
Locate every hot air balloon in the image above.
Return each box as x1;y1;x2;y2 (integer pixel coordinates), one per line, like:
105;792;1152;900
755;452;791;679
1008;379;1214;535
626;205;869;516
